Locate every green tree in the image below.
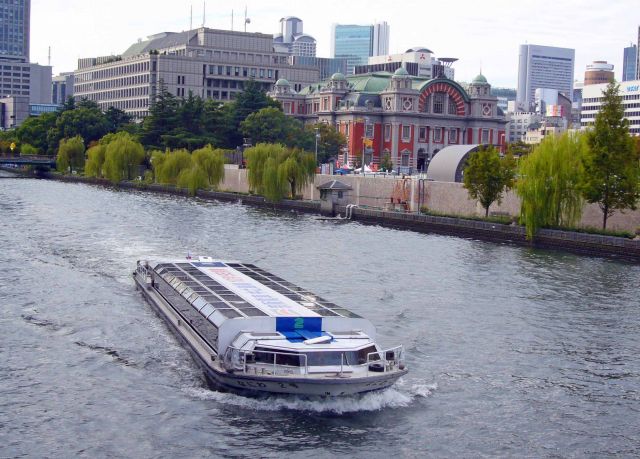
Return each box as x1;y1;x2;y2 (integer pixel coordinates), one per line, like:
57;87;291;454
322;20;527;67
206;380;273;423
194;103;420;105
104;106;132;132
85;144;107;178
580;81;640;229
303;123;346;164
463;146;516;217
226;80;280;148
177;165;209;196
19;143;39;155
153;149;192;185
50;106;111;150
141;80;180;149
245;143;315;201
380;152;393;172
15;112;58;154
517;133;587;239
240;107;303;146
102;132;145;182
192;145;225;188
56;135;86;173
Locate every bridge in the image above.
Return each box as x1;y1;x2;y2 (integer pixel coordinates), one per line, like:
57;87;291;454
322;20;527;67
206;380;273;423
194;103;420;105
0;155;57;168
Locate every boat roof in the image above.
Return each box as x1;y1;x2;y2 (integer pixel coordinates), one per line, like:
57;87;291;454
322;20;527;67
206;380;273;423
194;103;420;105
153;259;362;321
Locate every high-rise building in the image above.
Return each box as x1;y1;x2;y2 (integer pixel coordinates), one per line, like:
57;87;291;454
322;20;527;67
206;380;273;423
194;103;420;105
584;61;614;86
516;44;575;111
331;22;390;75
358;48;456;80
273;17;316;57
372;22;390;56
623;44;637;82
0;0;30;63
637;26;640;80
52;72;74;105
581;79;640;135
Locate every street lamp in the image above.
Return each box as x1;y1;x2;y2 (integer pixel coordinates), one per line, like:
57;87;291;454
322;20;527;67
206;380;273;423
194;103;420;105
314;127;320;166
362;117;370;175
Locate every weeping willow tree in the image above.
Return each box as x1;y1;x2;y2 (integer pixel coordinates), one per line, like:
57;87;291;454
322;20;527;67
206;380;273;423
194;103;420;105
517;133;587;239
84;144;106;178
192;144;225;189
177;165;209;196
245;143;316;201
102;132;145;183
153;149;192;185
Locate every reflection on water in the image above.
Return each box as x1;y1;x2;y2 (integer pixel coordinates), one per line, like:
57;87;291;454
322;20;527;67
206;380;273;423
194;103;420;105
1;177;639;457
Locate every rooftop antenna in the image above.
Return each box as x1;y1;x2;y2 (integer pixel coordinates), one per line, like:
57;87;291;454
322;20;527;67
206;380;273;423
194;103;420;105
231;9;234;31
202;2;206;27
47;46;51;66
244;6;250;32
189;4;193;30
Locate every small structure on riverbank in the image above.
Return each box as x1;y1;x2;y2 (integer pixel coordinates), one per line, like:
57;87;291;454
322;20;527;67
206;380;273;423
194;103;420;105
317;180;352;216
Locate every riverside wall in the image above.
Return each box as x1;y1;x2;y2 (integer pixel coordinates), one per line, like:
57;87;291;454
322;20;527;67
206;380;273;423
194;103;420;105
217;167;640;233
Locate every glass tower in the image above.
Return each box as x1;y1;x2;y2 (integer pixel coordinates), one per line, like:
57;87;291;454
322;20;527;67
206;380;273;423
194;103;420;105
0;0;30;62
623;44;637;82
331;24;372;75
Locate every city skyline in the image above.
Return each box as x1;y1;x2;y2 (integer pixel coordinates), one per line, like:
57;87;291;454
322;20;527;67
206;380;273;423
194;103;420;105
30;0;638;87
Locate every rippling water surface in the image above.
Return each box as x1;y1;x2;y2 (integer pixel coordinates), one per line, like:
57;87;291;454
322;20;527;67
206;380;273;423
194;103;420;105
1;173;639;457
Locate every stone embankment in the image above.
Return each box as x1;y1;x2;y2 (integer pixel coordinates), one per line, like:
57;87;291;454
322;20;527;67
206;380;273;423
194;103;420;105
3;167;639;261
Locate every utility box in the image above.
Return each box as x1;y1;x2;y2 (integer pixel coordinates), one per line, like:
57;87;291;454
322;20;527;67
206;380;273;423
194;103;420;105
317;180;353;216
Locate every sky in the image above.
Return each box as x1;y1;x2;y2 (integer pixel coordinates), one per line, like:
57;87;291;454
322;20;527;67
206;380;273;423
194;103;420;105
31;0;639;88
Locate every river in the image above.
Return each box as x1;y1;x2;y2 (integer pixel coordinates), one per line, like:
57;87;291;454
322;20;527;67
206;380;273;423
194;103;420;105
1;172;639;458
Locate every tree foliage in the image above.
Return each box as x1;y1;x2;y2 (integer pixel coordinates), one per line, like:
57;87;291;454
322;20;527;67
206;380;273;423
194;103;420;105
85;144;106;178
463;146;516;217
579;81;640;229
192;145;226;188
56;135;86;173
245;143;316;201
517;133;587;239
102;132;145;183
152;149;193;185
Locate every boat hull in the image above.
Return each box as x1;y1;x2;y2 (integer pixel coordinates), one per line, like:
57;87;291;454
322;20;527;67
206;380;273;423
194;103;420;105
134;272;406;396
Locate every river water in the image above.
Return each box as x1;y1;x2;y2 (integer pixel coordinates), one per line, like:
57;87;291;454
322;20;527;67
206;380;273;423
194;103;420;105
1;173;639;458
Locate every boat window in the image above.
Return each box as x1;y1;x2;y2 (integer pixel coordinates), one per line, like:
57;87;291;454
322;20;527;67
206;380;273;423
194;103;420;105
253;347;301;366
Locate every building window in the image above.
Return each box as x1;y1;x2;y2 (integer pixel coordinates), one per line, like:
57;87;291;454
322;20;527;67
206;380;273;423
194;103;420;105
481;129;490;143
449;128;457;143
448;98;458;115
384;124;391;141
401;125;411;141
365;123;374;138
433;127;442;143
419;126;427;141
433;93;445;114
401;151;410;167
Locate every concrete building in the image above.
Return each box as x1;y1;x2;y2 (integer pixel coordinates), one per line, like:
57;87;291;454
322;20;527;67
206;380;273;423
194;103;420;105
330;22;390;75
637;26;640;80
28;63;52;104
490;87;517;113
273;17;316;57
581;79;640;135
517;44;575;111
0;95;29;129
623;44;637;82
0;0;30;63
288;56;347;81
358;48;456;80
52;72;74;105
584;61;614;86
507;111;540;143
74;27;321;120
269;69;507;172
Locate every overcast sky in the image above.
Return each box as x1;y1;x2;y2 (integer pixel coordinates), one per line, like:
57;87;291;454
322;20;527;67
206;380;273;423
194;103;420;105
31;0;638;88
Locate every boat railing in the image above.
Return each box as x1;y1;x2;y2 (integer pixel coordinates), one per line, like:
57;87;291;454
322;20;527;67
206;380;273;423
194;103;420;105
363;345;405;375
224;346;309;376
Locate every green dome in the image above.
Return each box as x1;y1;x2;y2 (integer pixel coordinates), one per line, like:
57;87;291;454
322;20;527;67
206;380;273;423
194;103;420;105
330;72;346;81
392;66;410;78
275;78;290;87
472;73;488;84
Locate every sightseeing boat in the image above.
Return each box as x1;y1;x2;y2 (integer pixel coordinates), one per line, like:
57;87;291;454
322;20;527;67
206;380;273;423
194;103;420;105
133;257;407;396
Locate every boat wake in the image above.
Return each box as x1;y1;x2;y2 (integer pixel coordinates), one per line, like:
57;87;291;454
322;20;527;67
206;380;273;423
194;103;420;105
182;379;436;414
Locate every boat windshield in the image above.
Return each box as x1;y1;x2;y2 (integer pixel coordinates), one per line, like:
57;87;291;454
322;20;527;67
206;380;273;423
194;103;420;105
253;345;379;367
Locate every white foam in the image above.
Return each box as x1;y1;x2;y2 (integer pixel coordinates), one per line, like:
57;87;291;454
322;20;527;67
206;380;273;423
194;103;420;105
182;379;436;414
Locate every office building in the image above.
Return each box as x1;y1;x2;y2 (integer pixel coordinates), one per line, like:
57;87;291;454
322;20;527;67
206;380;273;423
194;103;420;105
0;0;30;63
637;26;640;80
623;44;637;82
517;44;575;110
331;22;390;75
359;48;456;80
74;27;321;120
584;61;614;86
581;80;640;135
0;95;28;129
288;56;347;80
269;70;506;171
28;63;52;104
52;72;74;105
273;17;316;57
